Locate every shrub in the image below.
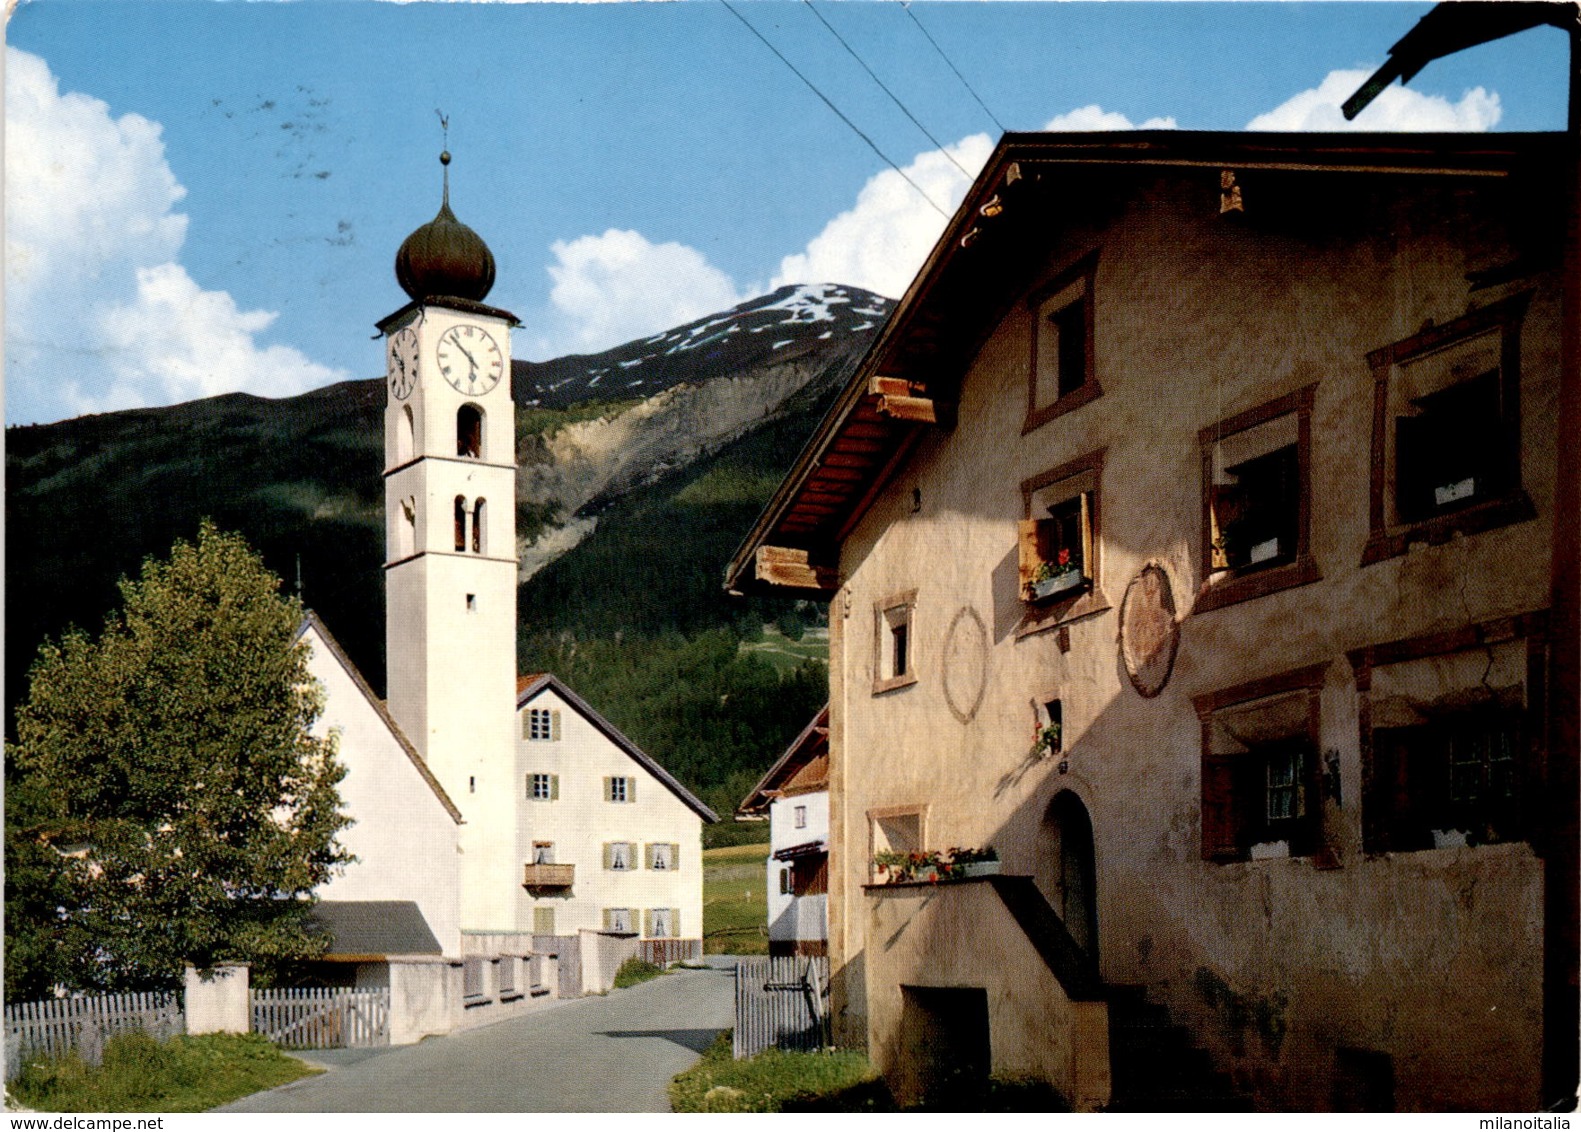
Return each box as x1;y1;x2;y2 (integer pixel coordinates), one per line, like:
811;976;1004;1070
10;1031;315;1112
612;957;665;988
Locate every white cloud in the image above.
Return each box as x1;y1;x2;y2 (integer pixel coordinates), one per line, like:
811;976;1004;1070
772;134;994;299
1248;68;1501;132
1042;106;1178;131
527;228;749;358
4;47;347;424
527;103;1175;353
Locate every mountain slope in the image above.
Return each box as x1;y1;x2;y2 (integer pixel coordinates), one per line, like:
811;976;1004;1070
6;285;886;779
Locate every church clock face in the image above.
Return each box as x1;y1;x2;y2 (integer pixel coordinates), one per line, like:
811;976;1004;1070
437;324;504;396
388;327;419;399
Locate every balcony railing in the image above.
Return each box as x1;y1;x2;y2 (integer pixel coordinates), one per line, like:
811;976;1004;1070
522;863;574;889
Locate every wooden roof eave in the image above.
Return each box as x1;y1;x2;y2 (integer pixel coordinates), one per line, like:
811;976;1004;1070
723;138;1024;597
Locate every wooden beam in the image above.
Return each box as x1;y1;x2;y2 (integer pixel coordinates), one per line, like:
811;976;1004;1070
755;545;839;592
876;393;940;424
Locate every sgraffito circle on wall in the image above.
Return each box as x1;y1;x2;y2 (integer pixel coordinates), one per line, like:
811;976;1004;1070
942;605;989;724
1120;563;1180;699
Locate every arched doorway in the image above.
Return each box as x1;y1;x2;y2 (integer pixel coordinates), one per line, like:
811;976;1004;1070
1047;791;1098;959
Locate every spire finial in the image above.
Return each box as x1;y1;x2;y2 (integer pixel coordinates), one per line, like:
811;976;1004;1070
436;110;451;207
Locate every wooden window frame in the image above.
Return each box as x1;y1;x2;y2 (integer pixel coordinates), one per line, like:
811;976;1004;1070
1361;292;1536;565
872;589;918;695
1196;384;1321;614
1194;662;1329;864
1023;250;1101;434
1017;449;1111;639
1346;610;1548;855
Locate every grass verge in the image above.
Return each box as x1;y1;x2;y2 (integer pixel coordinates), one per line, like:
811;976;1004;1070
703;842;771;955
612;957;665;988
9;1030;318;1112
670;1031;889;1112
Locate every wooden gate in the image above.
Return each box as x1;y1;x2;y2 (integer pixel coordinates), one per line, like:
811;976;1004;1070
250;987;390;1049
733;956;830;1059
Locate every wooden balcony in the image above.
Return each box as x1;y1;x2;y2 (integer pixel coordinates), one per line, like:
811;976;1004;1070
522;863;574;889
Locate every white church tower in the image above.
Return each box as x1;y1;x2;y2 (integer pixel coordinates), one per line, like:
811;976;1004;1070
377;149;519;933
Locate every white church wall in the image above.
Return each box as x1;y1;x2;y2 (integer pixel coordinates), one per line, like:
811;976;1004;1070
303;621;463;956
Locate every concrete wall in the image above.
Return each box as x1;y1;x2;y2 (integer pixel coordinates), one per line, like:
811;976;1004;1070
578;929;642;995
827;168;1556;1110
387;958;463;1045
184;965;250;1035
516;687;704;943
864;883;1109;1110
303;623;463;956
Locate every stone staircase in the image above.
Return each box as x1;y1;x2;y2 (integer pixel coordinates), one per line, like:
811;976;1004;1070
1103;984;1254;1111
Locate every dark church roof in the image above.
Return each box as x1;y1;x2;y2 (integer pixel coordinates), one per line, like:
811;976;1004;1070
308;900;442;961
394;150;496;304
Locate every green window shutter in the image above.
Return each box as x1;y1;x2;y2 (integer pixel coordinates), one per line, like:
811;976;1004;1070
550;774;560;801
552;710;562;741
524;774;531;799
643;909;653;938
671;843;681;872
603;842;613;870
603;776;613;802
672;908;681;938
521;712;530;740
628;778;637;804
644;843;655;869
602;908;612;931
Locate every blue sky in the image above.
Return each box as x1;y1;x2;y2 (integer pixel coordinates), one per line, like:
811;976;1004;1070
4;1;1570;426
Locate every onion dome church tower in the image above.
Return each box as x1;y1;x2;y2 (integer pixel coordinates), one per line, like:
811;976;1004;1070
377;149;521;934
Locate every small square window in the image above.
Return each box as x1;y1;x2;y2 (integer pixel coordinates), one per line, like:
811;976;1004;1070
1197;386;1319;613
605;907;633;933
779;866;793;895
533;906;557;936
873;591;918;695
1368;711;1522;852
525;708;557;741
648;907;675;938
466;593;477;613
794;805;808;829
648;842;674;871
1024;251;1101;433
528;773;555;801
1363;293;1533;564
606;841;635;871
1196;668;1327;864
1395;370;1512;524
607;776;632;804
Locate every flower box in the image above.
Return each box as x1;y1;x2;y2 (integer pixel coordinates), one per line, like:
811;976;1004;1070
1030;570;1085;601
956;860;1002;879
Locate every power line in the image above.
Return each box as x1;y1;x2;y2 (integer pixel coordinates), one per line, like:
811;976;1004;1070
719;0;950;218
901;2;1006;135
801;0;973;180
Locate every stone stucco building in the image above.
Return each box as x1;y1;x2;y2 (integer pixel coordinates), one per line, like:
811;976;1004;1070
728;129;1574;1111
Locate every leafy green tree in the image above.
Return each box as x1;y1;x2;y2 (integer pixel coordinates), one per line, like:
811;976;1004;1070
5;521;351;998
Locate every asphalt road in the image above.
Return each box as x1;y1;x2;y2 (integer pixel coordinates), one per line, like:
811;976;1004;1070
221;961;737;1113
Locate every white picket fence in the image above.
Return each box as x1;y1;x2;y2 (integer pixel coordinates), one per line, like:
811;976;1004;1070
4;992;184;1080
250;986;390;1050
